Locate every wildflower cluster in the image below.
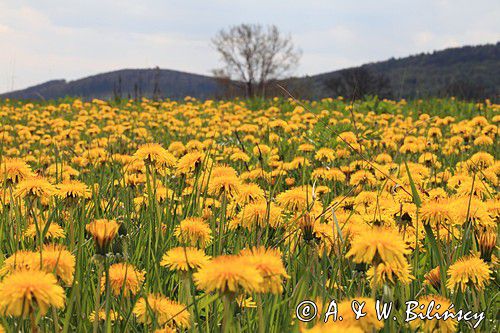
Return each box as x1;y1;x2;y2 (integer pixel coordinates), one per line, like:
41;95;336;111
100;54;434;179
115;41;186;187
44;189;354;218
0;97;497;332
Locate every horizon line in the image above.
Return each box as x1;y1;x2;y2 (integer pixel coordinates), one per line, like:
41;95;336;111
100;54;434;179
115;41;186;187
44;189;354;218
2;41;498;95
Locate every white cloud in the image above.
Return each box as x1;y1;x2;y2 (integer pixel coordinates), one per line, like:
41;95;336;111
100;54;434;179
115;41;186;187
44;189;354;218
414;31;434;47
0;24;11;34
412;29;499;54
0;2;218;92
327;26;357;43
0;0;499;93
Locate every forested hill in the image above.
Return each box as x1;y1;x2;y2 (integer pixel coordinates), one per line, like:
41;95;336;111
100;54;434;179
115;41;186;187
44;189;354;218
0;68;221;100
1;43;498;101
300;42;499;100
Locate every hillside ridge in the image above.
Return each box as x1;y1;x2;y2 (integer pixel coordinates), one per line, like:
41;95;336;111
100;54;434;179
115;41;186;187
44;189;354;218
1;42;498;100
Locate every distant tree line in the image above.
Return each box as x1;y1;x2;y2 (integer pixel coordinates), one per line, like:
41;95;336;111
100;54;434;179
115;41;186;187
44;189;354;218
102;37;497;102
320;66;497;101
112;67;162;101
210;25;498;101
323;67;393;100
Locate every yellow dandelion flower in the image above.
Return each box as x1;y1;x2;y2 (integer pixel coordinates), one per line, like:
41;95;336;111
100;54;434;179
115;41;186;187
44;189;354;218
186;139;203;151
252;144;272;157
301;322;363;333
40;244;75;285
133;294;190;328
89;309;122;323
418;152;441;168
338;131;358;145
24;222;65;240
176;151;204;175
239;247;289;294
455;179;493;199
474;135;493;146
367;261;414;287
0;250;36;276
160;247;211;272
485;198;500;219
0;269;65;317
14;176;56;200
298;143;315;152
56;180;91;200
285;156;310;170
168;141;186;157
469;151;494;169
101;263;145;296
447;255;491;291
174;217;212;247
134;143;177;169
276;186;315;212
45;163;80;180
375;153;393;164
235;183;265;205
194;255;263;293
207;174;241;198
153;327;176;333
446;173;472;190
314;148;335;162
0;158;34;184
349;170;377;187
46;164;80;181
338;297;384;331
346;227;410;267
409;295;457;333
452;198;494;228
314;185;330;196
230;151;250;163
229;202;283;230
420;200;453;227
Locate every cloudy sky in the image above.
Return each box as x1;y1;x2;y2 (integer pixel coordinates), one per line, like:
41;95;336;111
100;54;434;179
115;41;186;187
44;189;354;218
1;0;499;93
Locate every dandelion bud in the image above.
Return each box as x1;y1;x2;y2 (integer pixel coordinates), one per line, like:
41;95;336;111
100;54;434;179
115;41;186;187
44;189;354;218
478;231;497;262
299;213;315;242
424;266;441;290
118;222;128;237
112;239;124;257
85;219;120;255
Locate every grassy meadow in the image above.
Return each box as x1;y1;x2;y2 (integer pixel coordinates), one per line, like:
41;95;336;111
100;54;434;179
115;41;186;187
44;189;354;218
0;96;498;332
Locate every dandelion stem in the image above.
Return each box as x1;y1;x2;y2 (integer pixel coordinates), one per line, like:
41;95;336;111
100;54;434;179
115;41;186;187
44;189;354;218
222;293;233;333
93;259;103;333
256;294;265;333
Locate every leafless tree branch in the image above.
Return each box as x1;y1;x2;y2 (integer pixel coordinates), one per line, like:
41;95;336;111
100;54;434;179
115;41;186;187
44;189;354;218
212;24;301;98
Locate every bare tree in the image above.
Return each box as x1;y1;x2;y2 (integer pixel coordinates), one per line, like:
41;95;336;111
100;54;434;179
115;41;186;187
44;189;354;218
212;24;301;98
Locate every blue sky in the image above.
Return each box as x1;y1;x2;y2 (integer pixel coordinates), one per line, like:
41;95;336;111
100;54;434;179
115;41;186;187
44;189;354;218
1;0;499;93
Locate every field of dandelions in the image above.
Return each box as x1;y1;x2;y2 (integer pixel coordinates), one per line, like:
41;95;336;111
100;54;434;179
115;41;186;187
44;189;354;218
0;96;498;332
